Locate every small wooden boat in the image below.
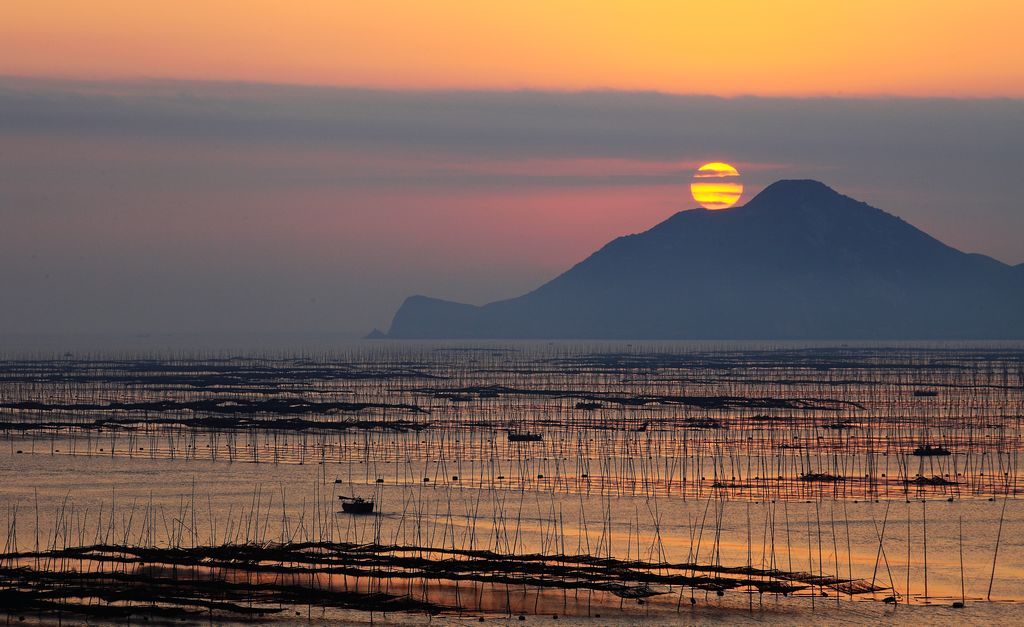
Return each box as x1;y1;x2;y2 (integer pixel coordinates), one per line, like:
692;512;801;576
508;432;543;442
912;444;951;456
913;390;938;397
338;496;374;514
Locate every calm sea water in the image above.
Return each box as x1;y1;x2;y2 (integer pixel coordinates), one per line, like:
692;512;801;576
1;340;1023;624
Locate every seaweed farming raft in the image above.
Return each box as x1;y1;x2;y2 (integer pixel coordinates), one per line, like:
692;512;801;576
0;344;1022;622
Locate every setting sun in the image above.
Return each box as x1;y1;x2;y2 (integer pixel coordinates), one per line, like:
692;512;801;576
690;162;743;210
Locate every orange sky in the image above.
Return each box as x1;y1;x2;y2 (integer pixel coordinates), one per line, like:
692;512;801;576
2;0;1022;96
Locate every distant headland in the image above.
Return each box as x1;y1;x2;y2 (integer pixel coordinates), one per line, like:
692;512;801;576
379;180;1024;340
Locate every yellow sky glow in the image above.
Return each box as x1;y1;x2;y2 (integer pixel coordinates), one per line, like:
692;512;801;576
2;1;1022;96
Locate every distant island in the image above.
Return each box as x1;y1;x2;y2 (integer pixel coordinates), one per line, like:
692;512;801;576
381;180;1024;339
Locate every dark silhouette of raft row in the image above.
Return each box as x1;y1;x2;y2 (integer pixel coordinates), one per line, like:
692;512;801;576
0;540;886;613
413;384;861;411
0;414;428;433
0;397;427;415
0;357;438;386
542;346;1024;372
0;562;446;621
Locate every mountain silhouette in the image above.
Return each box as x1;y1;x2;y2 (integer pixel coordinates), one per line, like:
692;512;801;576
385;180;1024;339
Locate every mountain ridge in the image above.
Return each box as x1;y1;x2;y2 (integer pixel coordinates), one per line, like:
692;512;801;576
385;180;1024;339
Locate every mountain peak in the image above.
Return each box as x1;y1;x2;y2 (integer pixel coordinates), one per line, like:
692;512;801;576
747;179;848;209
384;181;1024;339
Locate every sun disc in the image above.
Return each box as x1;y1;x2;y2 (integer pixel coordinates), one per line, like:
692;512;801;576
691;162;743;209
